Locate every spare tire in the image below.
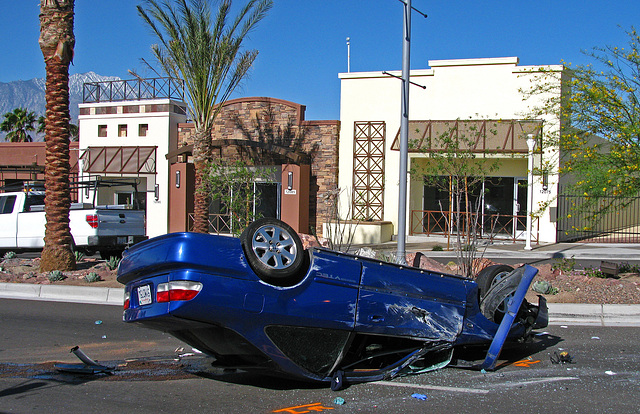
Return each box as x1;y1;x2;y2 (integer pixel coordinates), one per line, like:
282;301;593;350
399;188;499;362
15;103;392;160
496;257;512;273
240;218;307;286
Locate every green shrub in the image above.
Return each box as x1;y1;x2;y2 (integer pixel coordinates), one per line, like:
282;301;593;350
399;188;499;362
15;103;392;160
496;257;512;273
74;251;85;263
552;256;576;273
3;251;17;260
532;280;559;295
585;266;606;278
619;262;640;273
432;245;444;251
47;270;66;282
84;272;102;283
106;256;121;270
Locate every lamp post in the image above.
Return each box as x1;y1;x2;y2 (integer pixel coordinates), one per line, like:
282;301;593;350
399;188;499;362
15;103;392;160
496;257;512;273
525;134;536;250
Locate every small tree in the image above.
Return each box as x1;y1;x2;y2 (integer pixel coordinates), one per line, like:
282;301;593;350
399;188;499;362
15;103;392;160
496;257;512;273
413;119;501;278
200;159;275;235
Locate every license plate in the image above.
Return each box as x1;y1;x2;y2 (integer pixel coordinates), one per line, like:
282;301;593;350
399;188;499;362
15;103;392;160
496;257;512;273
117;236;127;244
137;285;152;306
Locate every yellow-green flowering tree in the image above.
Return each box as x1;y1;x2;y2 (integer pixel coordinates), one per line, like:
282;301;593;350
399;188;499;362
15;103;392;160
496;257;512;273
562;27;640;210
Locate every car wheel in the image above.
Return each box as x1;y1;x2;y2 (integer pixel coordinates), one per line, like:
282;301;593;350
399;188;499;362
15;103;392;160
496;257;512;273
240;218;307;285
475;264;514;299
479;268;523;324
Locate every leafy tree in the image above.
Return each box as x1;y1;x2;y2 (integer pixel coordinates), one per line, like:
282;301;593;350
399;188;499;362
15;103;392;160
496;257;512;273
138;0;273;233
524;27;640;220
412;120;501;278
200;160;275;235
0;108;37;142
562;28;640;208
38;0;76;271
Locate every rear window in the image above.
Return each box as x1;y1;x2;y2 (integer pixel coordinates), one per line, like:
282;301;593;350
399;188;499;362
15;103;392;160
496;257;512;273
0;195;17;214
24;194;45;212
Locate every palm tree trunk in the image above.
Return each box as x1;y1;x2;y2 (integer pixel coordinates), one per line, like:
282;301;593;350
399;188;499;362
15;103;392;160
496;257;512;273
39;0;76;271
192;128;212;233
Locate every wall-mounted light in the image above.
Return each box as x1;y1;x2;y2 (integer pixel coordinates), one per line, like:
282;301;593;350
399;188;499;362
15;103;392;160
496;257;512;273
542;171;549;192
287;171;293;191
175;170;181;188
154;184;159;201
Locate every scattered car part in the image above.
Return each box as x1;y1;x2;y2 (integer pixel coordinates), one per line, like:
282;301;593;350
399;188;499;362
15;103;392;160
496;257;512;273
54;346;114;374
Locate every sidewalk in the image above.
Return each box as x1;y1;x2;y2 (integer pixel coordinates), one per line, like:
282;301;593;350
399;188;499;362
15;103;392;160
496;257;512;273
370;236;640;262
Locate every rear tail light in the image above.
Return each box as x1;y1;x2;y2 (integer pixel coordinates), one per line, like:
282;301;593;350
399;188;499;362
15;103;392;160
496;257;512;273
123;291;130;310
86;214;98;229
156;281;203;303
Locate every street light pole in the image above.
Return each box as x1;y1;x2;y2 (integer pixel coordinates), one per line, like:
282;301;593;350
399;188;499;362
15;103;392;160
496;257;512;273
525;134;536;251
396;0;411;265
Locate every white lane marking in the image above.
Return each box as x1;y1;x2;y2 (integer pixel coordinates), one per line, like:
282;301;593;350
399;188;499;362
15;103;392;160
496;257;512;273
498;376;579;388
374;376;579;394
373;380;490;395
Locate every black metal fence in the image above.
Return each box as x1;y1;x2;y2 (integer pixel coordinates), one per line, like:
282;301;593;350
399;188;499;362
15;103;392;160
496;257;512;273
557;191;640;243
83;77;185;103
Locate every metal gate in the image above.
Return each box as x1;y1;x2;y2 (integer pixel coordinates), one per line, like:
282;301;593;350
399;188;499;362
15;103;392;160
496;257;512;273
557;190;640;243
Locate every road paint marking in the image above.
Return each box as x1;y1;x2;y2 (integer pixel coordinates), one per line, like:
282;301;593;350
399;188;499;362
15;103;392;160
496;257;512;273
373;380;490;394
500;376;579;388
513;359;541;367
272;402;334;413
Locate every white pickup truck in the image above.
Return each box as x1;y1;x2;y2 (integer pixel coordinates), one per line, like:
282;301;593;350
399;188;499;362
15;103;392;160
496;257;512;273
0;190;146;258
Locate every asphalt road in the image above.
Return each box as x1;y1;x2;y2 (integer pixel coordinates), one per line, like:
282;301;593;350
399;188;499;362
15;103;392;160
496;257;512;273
1;299;639;413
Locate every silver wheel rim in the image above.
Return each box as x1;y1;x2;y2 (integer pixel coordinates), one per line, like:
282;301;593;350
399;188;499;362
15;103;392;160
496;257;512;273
251;225;297;270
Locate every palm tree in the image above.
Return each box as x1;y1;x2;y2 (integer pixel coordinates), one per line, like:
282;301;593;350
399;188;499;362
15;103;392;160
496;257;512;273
138;0;273;233
0;108;37;142
38;0;76;271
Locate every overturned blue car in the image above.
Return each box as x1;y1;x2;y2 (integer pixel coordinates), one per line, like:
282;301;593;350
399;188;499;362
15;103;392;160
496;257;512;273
117;218;547;390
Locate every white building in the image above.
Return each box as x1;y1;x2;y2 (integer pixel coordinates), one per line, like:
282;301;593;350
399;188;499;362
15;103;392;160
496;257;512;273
78;80;188;238
338;57;564;244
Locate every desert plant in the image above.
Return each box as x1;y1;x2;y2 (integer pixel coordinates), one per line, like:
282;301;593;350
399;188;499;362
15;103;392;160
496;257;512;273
431;245;443;251
619;262;640;273
552;256;576;273
47;270;66;282
84;272;102;283
74;250;85;262
584;266;607;279
106;256;121;271
3;251;17;260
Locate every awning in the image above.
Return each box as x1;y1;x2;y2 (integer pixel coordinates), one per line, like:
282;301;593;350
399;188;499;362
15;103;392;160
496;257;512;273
80;146;157;174
391;119;543;153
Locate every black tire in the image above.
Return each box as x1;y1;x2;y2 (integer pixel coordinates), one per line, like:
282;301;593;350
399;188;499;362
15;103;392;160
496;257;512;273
479;267;524;324
475;264;514;299
240;218;307;285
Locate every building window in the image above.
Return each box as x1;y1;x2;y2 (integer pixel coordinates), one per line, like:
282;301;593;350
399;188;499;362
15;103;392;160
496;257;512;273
98;125;107;137
139;124;148;137
118;124;128;137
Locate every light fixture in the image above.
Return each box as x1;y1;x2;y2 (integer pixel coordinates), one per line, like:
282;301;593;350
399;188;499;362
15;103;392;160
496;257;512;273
154;184;159;201
287;171;293;191
175;170;181;188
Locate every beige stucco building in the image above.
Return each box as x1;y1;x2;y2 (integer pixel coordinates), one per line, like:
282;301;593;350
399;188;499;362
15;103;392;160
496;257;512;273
338;57;564;244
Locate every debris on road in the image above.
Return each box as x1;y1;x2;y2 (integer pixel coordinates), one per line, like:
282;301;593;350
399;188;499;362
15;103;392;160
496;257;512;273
54;346;114;375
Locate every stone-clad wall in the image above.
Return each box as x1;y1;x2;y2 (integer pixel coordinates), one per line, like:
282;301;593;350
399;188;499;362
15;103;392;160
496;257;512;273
177;97;339;236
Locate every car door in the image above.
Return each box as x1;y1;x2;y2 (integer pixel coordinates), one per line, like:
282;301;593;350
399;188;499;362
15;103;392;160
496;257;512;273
0;195;18;248
355;260;467;342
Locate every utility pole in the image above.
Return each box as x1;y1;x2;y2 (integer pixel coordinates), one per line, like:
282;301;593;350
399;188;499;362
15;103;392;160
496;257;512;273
395;0;426;264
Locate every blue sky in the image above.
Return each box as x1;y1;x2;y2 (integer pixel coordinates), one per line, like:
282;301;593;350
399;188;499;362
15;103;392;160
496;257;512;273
1;0;639;120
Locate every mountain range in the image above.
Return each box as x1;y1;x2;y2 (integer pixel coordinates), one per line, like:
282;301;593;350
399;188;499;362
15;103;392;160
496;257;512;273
0;72;120;141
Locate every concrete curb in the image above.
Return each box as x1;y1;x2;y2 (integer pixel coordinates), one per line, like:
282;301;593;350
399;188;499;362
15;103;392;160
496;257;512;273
1;283;639;326
0;282;124;306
